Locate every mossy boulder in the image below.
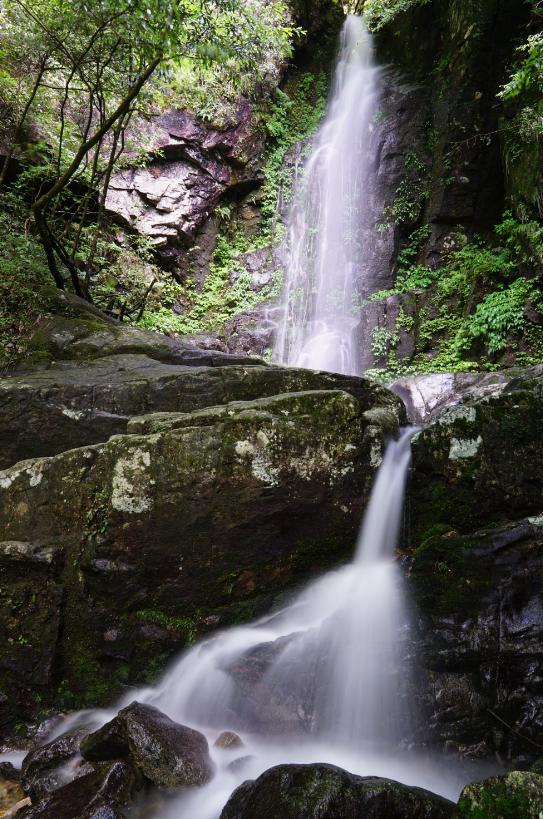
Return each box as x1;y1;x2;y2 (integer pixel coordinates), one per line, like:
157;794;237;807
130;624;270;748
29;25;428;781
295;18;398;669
0;384;403;723
0;338;400;469
409;366;543;542
25;313;258;368
219;763;455;819
81;702;214;789
456;771;543;819
407;368;543;762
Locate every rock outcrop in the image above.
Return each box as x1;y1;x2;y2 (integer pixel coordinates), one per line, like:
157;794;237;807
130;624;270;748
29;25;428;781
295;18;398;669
392;370;520;423
0;313;404;726
2;313;395;469
409;366;543;538
106;104;265;262
407;365;543;763
21;727;91;800
17;759;140;819
219;763;455;819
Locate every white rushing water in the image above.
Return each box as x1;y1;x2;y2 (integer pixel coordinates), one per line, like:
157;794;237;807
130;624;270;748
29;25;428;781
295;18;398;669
47;429;490;818
273;15;383;376
133;428;468;818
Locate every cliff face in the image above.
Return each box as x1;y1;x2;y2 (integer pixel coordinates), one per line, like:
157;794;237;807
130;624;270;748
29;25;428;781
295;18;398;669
112;0;541;373
374;0;531;259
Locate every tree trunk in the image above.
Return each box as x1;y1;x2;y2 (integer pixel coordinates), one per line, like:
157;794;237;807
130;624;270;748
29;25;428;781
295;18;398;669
33;206;65;290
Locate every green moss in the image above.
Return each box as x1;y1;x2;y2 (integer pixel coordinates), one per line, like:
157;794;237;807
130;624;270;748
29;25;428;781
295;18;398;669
457;772;543;819
135;610;198;644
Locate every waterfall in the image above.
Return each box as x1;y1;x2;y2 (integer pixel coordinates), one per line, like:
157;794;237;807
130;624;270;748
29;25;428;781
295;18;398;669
53;429;475;817
135;429;417;747
273;16;383;376
103;428;466;816
44;21;477;818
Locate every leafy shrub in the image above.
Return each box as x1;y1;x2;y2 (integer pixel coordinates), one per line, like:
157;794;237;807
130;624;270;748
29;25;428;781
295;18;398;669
363;0;431;32
0;194;51;369
465;277;535;353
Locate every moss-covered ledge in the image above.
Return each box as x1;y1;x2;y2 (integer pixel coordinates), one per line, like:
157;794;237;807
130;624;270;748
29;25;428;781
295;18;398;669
0;386;402;725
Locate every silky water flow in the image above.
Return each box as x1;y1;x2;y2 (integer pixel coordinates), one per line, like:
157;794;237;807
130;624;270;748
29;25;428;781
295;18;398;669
273;16;382;375
55;429;487;818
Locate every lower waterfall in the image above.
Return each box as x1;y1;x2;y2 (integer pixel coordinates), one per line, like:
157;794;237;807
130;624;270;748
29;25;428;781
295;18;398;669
59;429;484;817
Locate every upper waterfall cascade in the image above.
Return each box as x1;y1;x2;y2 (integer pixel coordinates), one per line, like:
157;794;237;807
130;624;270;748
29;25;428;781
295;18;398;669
273;16;383;376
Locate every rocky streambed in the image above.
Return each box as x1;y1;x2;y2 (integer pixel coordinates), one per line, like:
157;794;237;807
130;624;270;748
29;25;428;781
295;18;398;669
1;306;543;816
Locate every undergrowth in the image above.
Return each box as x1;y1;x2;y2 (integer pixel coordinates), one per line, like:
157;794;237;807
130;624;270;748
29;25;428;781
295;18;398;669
365;212;543;382
0;194;52;370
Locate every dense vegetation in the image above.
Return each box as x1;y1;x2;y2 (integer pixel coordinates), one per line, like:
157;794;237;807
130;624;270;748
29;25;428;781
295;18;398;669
0;0;295;366
2;0;543;378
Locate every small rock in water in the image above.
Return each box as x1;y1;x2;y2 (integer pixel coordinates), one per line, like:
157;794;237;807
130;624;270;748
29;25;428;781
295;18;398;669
21;726;91;800
214;732;244;750
0;763;20;783
16;759;139;819
81;701;214;789
226;756;254;775
219;763;455;819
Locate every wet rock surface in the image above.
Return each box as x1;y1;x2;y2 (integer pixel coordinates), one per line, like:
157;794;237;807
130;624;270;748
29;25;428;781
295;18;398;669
410;517;543;760
0;313;403;722
219;763;455;819
17;759;140;819
81;702;214;790
21;727;91;800
0;763;19;783
407;367;543;762
392;369;522;424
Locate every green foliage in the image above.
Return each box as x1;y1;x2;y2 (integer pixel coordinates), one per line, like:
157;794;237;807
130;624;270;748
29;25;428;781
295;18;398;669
371;326;399;360
0;194;52;370
71;227;162;320
138;232;283;337
457;789;532;819
381;153;428;227
260;72;329;236
366;213;543;382
363;0;431;32
465;277;535;353
500;32;543;100
0;0;295;292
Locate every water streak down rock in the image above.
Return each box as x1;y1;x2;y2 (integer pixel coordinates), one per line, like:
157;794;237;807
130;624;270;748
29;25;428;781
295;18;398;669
0;319;403;723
